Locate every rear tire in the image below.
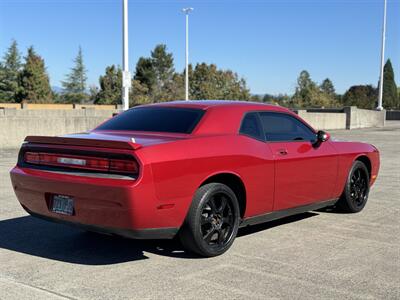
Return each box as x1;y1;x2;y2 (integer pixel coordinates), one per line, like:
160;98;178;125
336;161;370;213
179;183;240;257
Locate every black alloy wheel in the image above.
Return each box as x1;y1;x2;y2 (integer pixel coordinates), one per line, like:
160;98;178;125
200;192;235;248
179;183;240;257
349;167;369;208
337;160;370;213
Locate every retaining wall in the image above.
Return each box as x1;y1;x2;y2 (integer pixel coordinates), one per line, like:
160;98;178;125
0;108;118;149
0;103;121;110
296;106;385;130
343;106;386;129
296;110;347;130
0;105;388;149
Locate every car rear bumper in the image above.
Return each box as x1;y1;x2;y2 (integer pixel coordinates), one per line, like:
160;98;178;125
10;166;183;239
25;207;178;239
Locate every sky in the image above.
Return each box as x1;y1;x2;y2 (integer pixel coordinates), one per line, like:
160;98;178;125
0;0;399;95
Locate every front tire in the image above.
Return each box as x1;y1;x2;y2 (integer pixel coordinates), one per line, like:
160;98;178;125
337;160;370;213
179;183;240;257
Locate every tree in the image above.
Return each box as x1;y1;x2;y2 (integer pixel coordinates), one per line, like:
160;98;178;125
0;40;22;102
94;65;122;105
342;85;377;109
159;72;185;101
250;94;263;102
18;46;52;103
292;71;336;108
320;78;335;97
52;90;61;103
133;44;175;101
320;78;339;107
381;59;399;109
292;70;315;107
262;94;274;103
88;85;99;103
62;46;88;103
130;79;151;105
189;63;250;100
131;44;250;103
263;93;291;106
398;87;400;102
134;57;156;93
151;44;174;97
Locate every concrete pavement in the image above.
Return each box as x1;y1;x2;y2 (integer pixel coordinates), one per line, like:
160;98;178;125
0;122;399;299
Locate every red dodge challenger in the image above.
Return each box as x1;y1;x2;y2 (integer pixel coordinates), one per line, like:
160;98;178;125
10;101;380;257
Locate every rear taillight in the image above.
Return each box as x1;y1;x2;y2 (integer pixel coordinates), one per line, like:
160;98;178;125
109;159;138;173
24;152;138;175
24;152;40;163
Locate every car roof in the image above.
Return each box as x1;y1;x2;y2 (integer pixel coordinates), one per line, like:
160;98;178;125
139;100;289;112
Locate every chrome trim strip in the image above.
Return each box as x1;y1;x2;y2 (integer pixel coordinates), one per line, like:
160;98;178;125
42;169;136;180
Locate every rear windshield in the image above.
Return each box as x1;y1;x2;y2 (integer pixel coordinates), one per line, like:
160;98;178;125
96;107;205;134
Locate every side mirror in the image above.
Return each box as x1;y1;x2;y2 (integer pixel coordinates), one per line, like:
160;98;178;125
317;130;330;143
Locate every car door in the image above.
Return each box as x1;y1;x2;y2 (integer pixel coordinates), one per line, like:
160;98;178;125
239;112;275;215
258;111;338;211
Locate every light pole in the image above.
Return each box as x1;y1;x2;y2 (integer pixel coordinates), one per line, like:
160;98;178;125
182;7;193;101
122;0;131;110
377;0;387;111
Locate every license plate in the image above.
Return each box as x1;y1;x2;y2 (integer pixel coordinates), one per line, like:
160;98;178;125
51;195;74;215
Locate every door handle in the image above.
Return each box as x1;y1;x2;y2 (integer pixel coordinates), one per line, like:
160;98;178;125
277;149;288;155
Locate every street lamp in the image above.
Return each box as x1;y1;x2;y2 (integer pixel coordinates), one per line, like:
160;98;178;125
182;7;194;101
377;0;387;111
122;0;131;110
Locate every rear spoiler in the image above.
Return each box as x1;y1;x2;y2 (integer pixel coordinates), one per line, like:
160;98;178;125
24;136;142;150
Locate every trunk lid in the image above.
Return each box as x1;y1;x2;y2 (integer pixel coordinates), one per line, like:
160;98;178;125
21;132;186;176
24;131;186;150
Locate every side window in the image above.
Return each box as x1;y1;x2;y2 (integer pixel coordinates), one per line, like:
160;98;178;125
240;113;264;141
259;112;316;142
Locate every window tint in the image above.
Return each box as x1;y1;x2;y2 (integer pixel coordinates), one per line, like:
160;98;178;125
259;112;316;142
96;107;205;134
240;113;264;140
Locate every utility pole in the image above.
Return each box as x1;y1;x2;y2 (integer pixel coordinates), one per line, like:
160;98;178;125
377;0;387;111
182;8;193;101
122;0;131;110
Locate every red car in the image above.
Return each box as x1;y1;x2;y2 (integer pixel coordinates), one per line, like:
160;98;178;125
10;101;380;257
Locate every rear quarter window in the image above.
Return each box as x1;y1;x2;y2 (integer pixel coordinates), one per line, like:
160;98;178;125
239;112;264;141
96;107;205;134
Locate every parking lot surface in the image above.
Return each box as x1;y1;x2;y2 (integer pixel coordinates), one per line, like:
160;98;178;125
0;123;399;299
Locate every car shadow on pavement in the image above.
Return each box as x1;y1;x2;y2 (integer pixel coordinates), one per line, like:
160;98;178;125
0;215;194;264
315;205;351;214
0;212;318;264
237;212;318;237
